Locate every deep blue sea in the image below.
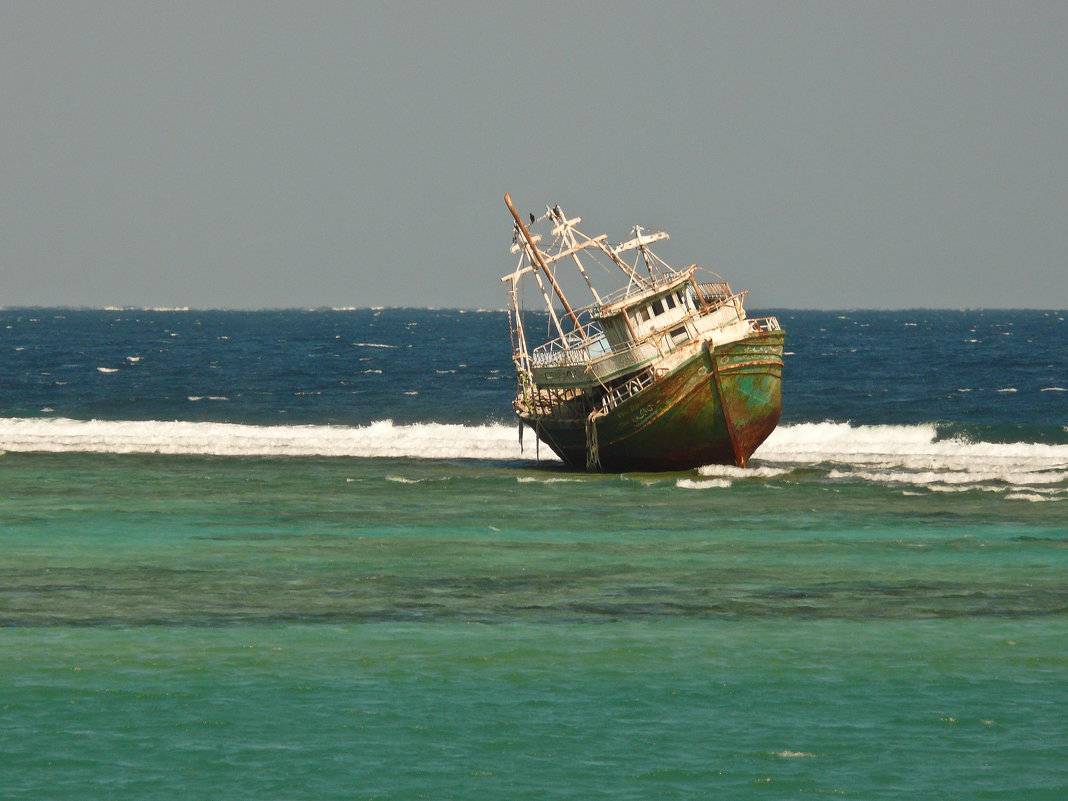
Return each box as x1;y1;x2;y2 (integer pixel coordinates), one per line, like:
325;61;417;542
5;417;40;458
1;307;1066;799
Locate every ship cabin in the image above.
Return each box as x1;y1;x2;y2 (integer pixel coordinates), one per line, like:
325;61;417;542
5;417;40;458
529;268;745;392
595;270;699;354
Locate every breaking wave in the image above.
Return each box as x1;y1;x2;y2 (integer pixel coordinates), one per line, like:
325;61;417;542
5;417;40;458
1;418;1065;494
755;421;1068;493
0;417;534;461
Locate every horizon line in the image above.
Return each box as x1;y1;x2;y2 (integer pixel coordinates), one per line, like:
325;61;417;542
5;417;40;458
3;304;1067;314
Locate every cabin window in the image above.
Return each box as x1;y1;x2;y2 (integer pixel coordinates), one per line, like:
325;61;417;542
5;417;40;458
665;294;677;310
670;326;689;345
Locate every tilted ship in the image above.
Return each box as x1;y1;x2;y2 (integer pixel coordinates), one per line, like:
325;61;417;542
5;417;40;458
502;194;784;472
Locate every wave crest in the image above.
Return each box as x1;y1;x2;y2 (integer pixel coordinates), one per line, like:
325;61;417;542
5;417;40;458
0;417;533;461
757;421;1067;492
1;419;1065;494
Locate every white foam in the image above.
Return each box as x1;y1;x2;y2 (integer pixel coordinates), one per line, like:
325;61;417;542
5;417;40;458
516;476;583;484
697;464;789;480
676;478;732;489
0;417;545;461
756;421;940;458
1;419;1065;495
825;467;1064;486
754;422;1068;491
1005;492;1058;502
927;484;1007;494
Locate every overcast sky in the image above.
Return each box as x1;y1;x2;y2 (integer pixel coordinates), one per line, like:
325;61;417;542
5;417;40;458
3;2;1066;310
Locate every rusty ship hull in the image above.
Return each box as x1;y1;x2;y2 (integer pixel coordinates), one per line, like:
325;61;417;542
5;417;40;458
503;194;784;473
519;329;784;472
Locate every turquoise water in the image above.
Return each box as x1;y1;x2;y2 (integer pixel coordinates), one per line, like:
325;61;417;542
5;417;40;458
6;621;1065;799
2;309;1065;797
2;452;1065;799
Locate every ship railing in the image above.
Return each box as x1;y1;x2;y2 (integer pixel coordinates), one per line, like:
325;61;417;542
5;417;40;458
534;336;660;386
593;269;692;310
534;297;758;378
748;316;781;333
600;367;657;414
695;282;732;304
531;321;608;367
520;385;587;418
591;276;732;314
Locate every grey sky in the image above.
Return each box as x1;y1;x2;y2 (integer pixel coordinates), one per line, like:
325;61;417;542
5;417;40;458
3;1;1066;310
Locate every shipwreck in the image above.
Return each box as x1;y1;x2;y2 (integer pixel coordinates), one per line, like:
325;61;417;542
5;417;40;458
502;193;784;472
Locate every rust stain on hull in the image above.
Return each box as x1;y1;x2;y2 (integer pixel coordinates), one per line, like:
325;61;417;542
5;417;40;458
520;330;784;472
503;195;784;473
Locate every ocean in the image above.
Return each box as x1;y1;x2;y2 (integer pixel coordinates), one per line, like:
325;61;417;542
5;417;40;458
1;307;1065;799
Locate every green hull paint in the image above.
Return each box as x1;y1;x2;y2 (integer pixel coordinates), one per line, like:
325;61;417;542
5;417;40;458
520;330;784;472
